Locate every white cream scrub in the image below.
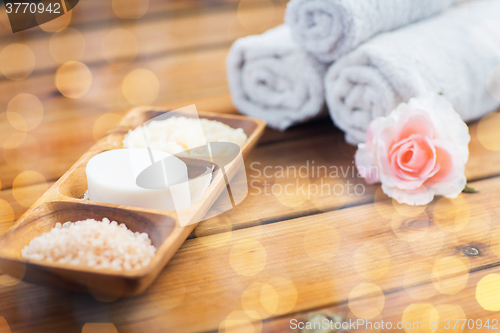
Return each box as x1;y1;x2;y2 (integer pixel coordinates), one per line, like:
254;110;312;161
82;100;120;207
85;148;191;211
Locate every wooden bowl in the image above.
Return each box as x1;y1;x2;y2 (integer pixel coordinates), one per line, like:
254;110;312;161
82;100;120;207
0;107;266;296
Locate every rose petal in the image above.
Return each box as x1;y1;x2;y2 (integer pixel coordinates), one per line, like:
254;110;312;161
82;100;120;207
382;183;434;206
430;139;464;182
396;111;436;142
355;145;380;184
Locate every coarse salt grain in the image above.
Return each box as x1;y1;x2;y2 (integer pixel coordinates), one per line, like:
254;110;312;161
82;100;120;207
123;116;247;155
21;218;156;271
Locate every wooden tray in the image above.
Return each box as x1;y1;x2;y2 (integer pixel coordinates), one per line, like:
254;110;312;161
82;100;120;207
0;106;266;296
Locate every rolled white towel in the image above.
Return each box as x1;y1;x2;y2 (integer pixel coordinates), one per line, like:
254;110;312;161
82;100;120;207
325;0;500;145
285;0;454;63
226;25;329;131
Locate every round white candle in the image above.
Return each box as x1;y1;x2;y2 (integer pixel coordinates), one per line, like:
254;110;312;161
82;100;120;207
85;148;190;211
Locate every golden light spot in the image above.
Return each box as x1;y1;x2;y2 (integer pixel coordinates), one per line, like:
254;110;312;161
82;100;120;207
476;274;500;311
393;198;427;217
6;94;44;131
0;274;22;287
229;239;266;276
3;134;40;170
265;278;297;315
346;312;383;333
122;69;159;106
490;227;500;259
432;256;470;295
432;197;470;233
354;243;391;280
12;171;49;207
303;224;340;262
195;213;232;248
309;177;348;211
102;29;138;65
242;278;298;319
93;113;122;141
55;61;92;98
477;112;500;151
237;0;276;32
374;188;396;219
148;272;185;310
0;200;15;236
0;44;35;81
38;7;71;32
404;263;437;300
81;323;118;333
112;0;149;19
219;310;262;333
434;304;466;333
3;131;27;149
273;173;310;208
348;283;385;319
487;65;500;101
0;262;26;286
49;28;86;63
401;303;438;333
0;317;11;333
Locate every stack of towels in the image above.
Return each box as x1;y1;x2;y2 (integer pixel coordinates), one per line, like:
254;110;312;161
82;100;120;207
227;0;500;145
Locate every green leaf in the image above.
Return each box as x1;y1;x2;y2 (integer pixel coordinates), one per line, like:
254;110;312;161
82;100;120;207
463;184;479;193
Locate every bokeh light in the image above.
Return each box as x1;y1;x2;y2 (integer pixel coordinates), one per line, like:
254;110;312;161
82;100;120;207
122;69;159;105
487;65;500;101
102;29;139;65
348;283;385;319
93;113;122;141
3;131;27;150
229;238;267;276
6;94;44;132
219;310;262;333
81;323;118;333
477;112;500;151
401;303;438;333
242;278;297;319
55;61;93;98
38;7;71;32
404;263;438;300
476;274;500;311
308;177;348;211
148;272;186;310
0;317;11;333
49;28;86;63
0;261;26;287
3;133;40;170
354;243;391;280
273;173;310;208
0;44;35;81
12;171;49;207
431;256;470;295
303;224;340;262
237;0;276;32
0;199;15;236
112;0;149;19
434;304;466;333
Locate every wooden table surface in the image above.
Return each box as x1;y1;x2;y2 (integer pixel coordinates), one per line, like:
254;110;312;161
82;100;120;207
1;0;500;332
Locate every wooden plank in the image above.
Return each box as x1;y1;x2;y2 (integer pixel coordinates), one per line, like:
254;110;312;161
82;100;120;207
262;264;500;333
0;175;498;332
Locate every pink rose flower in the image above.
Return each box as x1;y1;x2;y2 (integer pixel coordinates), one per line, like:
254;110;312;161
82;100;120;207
355;93;470;205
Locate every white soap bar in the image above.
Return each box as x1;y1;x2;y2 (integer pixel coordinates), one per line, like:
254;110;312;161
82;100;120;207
85;148;191;211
